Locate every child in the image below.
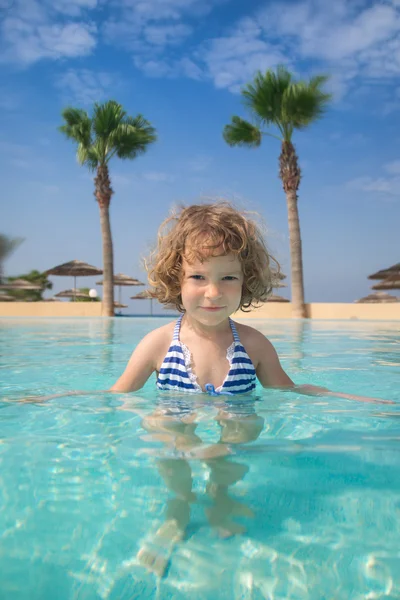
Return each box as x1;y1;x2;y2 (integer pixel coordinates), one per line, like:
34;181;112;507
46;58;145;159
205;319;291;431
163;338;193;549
109;201;389;577
110;202;387;404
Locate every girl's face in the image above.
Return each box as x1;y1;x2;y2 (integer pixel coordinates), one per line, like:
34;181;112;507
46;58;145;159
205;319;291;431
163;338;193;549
180;252;243;328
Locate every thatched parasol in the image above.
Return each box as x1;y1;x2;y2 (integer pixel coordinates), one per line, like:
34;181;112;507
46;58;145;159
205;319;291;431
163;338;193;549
0;293;17;301
266;294;290;302
55;289;90;300
96;273;144;304
368;263;400;280
131;289;154;315
0;278;42;291
114;301;128;309
45;260;103;301
371;274;400;291
356;291;398;303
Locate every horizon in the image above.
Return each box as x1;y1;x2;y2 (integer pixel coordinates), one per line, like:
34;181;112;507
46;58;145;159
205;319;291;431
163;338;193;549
1;0;399;313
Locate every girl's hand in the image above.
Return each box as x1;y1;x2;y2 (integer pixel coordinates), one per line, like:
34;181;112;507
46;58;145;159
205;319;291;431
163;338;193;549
295;385;394;405
295;385;330;396
18;390;111;404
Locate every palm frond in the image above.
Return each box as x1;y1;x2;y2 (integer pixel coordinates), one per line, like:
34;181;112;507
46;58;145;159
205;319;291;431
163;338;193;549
77;144;99;170
59;107;92;147
281;80;332;132
242;66;292;127
92;100;126;139
237;66;332;142
107;115;157;160
59;100;157;172
223;116;262;147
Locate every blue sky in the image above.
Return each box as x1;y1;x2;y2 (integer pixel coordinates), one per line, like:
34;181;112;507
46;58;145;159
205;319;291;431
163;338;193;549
1;0;400;312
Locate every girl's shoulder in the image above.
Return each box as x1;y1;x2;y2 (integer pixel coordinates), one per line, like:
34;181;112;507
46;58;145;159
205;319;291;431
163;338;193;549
231;321;267;345
231;320;275;361
145;319;176;346
137;319;178;370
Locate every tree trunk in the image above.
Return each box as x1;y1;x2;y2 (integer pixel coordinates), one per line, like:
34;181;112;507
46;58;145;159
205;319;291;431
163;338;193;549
95;164;114;317
279;141;307;318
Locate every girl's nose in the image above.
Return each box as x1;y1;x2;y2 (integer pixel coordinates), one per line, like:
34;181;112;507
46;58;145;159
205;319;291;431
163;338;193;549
205;283;222;299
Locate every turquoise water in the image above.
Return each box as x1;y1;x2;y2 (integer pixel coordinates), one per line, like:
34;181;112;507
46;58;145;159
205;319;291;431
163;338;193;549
1;317;400;600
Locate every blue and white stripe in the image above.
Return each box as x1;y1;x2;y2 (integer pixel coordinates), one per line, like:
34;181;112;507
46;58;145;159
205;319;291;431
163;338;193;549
156;315;256;395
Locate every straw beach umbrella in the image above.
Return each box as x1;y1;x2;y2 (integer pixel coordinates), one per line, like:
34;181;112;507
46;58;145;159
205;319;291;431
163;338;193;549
96;273;144;304
371;274;400;291
131;289;154;315
368;263;400;280
0;293;17;301
114;301;128;309
267;294;290;302
0;278;42;291
356;292;398;303
45;260;103;301
114;301;128;315
55;289;90;300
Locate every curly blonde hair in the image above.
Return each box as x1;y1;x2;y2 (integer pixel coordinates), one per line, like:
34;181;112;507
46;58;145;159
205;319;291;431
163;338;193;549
146;202;280;312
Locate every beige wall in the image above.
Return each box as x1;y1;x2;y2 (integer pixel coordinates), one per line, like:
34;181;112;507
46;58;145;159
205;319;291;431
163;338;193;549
0;302;102;317
235;302;400;321
0;301;399;320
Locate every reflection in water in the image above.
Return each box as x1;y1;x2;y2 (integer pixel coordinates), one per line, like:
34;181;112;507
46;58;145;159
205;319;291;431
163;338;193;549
370;334;400;368
133;400;264;577
99;318;115;367
290;319;308;372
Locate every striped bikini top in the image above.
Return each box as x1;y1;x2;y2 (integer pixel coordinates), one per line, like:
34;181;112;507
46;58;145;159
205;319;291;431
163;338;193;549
156;315;257;395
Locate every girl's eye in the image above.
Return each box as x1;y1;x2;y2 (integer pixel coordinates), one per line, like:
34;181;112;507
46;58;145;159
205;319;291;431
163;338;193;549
223;276;238;281
189;275;205;280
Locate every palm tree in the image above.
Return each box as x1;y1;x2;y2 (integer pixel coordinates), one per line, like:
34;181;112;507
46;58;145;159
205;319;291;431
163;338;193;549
223;66;331;318
0;234;24;284
59;100;157;316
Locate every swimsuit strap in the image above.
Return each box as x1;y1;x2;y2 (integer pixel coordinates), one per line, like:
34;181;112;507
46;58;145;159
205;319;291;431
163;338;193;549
229;318;240;343
172;315;183;342
175;315;239;344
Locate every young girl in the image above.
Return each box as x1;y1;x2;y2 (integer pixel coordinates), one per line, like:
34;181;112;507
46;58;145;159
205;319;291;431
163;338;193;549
110;202;387;404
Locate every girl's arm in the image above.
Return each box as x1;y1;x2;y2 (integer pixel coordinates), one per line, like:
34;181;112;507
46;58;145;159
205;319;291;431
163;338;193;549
109;328;163;392
254;334;394;405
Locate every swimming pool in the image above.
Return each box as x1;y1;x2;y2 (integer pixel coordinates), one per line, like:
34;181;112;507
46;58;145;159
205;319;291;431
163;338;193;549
1;317;399;599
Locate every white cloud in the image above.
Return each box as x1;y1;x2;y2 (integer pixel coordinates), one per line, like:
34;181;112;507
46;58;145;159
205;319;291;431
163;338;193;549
135;56;203;80
107;0;217;26
198;17;289;92
142;171;175;183
190;0;400;96
51;0;98;17
103;0;225;79
384;159;400;174
0;0;97;65
347;175;400;197
103;0;219;49
112;174;132;186
56;69;118;105
143;23;192;46
188;155;212;172
257;1;397;61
